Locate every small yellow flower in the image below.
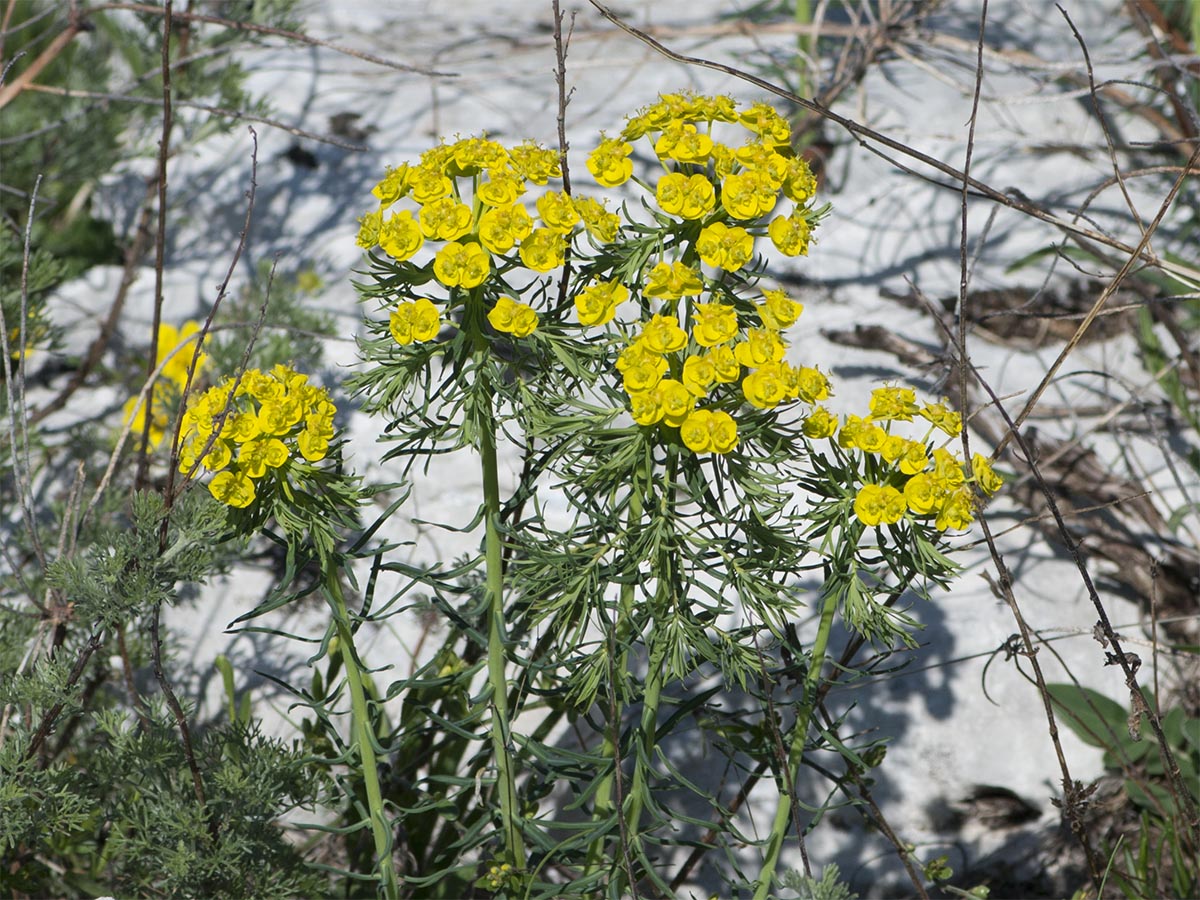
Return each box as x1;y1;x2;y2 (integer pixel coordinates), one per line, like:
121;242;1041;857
574;280;628;327
903;473;939;515
758;289;803;330
691;303;738;347
971;453;1003;496
434;241;491;288
420;197;474;241
696;222;755;272
918;400;962;437
476;168;525;207
935;486;975;531
655;172;715;220
356;209;383;249
372;164;411;206
707;345;740;383
869;385;919;422
573;196;620;244
587;136;633;187
643;261;703;300
478;204;533;255
681;354;716;397
802;406;838;439
679;408;738;454
379;209;424;261
733;328;784;368
854;483;905;527
518;229;566;272
487;296;539;338
768;212;813;257
639;314;688;354
209;470;255;508
535;190;580;234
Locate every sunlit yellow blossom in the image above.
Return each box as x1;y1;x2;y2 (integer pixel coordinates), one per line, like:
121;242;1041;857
696;222;755;272
782;157;818;203
356;209;383;249
681;354;716;397
656;378;694;427
154;321;205;387
409;165;453;204
297;429;329;462
536;190;580;234
201;439;232;472
904;473;939;515
227;411;261;444
239;438;289;479
655;172;716;220
733;328;785;368
743;363;787;409
935;486;974;531
618;343;667;394
379;209;424;261
643;261;704;300
487;296;539;338
518;229;566;272
508;141;561;184
972;453;1003;495
123;385;174;450
449;137;508;175
855;423;888;453
209;470;255;508
477;168;525;207
838;414;869;450
390;298;441;345
931;447;966;487
794;366;830;403
854;483;906;527
721;170;777;220
881;434;908;464
574;280;628;327
434;241;491;288
654;122;713;164
640;313;688;354
802;406;838;439
757;289;803;330
372;164;411;206
707;345;740;383
691;303;738;347
680;408;738;454
573;196;620;244
739;102;791;146
477;204;534;255
768;212;813;256
711;143;736;180
898;440;930;476
420;197;474;241
734;142;788;187
587;136;634;187
869;385;919;422
918;400;962;437
629;390;664;426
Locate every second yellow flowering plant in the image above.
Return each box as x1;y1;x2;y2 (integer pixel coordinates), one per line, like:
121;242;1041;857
346;91;1002;899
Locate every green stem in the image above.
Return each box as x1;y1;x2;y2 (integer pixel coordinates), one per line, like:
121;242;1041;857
586;471;646;873
475;326;527;869
622;633;664;842
795;0;813;100
752;583;839;900
325;569;399;899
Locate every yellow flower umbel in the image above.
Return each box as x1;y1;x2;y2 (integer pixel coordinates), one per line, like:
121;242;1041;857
123;320;207;450
820;385;1003;533
178;365;337;509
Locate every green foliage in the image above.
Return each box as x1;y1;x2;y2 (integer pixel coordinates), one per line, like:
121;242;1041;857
778;863;859;900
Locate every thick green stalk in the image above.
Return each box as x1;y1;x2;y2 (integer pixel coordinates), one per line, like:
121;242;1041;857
325;569;399;899
475;337;527;868
621;633;665;843
752;584;839;900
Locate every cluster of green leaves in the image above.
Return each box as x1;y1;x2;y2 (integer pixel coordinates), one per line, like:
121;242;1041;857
1048;682;1200;899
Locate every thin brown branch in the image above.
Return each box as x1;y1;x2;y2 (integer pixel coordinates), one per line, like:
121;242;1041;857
91;1;453;77
0;8;82;110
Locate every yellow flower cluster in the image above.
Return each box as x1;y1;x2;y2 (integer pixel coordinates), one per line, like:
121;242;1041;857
123;321;207;449
361;136;622;348
605;278;814;456
588;92;821;262
824;387;1002;532
178;365;336;509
